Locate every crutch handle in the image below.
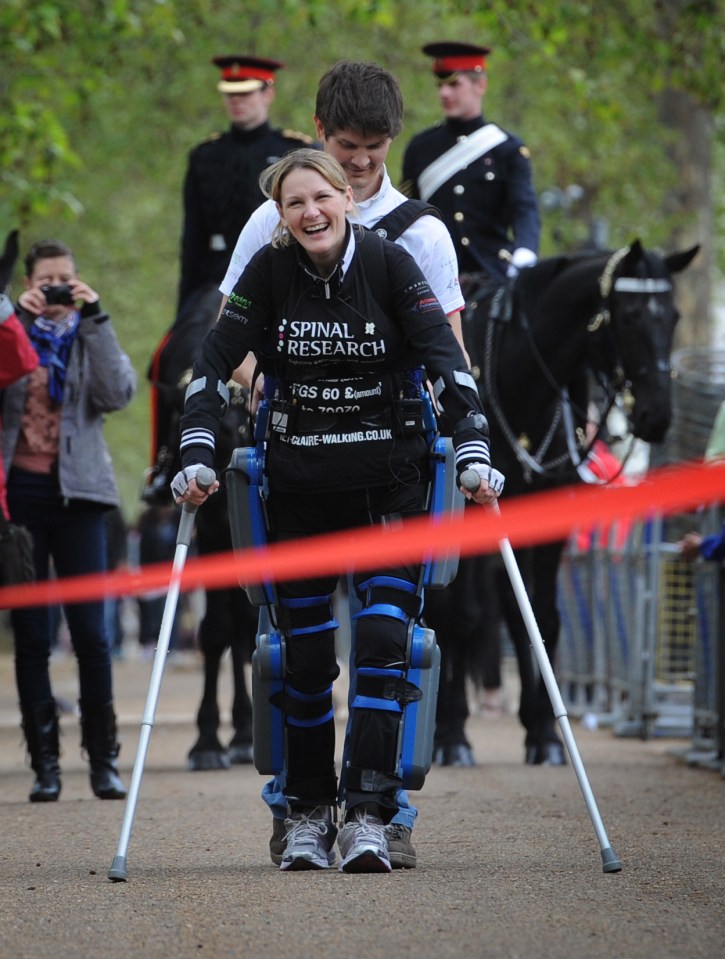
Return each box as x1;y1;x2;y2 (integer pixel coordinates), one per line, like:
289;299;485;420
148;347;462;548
195;466;216;492
179;466;217;535
460;468;481;492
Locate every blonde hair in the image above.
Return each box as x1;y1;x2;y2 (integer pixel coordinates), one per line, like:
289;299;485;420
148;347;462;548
259;148;355;247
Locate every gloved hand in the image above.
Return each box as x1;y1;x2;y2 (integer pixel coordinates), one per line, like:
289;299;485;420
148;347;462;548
170;464;216;502
0;229;19;292
459;462;506;496
506;247;537;279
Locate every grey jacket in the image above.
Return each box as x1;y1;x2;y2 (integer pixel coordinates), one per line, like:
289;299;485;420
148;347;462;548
1;303;137;507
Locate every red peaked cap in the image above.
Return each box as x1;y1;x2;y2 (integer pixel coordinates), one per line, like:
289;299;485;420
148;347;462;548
422;41;492;78
212;55;284;92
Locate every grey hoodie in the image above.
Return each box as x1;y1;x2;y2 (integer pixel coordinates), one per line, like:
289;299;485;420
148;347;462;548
2;302;137;507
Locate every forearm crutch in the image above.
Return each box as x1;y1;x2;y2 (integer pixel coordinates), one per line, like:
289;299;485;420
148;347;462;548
108;467;216;882
461;471;622;873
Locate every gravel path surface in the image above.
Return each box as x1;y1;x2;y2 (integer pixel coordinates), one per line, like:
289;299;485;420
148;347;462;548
0;650;722;959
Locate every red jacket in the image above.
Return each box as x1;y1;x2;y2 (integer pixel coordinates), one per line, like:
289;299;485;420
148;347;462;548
0;307;38;518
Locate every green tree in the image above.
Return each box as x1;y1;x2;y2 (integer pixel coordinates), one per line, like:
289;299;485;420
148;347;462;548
1;0;722;516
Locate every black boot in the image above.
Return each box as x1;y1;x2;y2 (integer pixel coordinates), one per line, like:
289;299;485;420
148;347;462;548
79;702;127;799
21;700;61;803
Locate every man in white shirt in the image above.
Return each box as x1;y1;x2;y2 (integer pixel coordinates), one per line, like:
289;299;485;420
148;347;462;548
221;60;466;384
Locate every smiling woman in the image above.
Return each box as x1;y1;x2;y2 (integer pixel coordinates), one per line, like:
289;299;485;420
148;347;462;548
171;143;503;875
262;149;355;275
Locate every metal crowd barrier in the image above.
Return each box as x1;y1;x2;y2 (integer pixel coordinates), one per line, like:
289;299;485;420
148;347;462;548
557;514;722;761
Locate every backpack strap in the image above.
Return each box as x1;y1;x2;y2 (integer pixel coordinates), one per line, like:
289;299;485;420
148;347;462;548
369;199;442;242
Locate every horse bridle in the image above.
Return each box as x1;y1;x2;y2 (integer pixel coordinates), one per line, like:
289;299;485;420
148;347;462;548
588;248;674;380
483;245;673;485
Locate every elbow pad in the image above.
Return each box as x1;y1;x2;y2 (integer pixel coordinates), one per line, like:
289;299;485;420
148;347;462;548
185;375;230;415
432;370;479;412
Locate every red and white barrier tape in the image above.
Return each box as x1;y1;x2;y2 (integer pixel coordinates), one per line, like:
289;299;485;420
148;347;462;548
1;459;722;611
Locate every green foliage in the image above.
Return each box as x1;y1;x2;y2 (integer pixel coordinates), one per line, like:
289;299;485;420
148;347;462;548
0;0;722;519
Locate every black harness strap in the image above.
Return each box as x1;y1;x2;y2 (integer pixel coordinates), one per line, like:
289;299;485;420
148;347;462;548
369;200;443;242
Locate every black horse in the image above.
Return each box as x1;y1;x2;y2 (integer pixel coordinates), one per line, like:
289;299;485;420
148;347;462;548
145;282;257;770
427;240;699;765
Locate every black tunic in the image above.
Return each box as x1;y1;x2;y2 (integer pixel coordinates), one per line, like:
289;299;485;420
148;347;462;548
179;122;316;306
401;116;540;278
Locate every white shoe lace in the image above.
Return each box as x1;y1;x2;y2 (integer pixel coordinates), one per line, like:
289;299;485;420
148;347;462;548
343;810;386;849
285;809;331;851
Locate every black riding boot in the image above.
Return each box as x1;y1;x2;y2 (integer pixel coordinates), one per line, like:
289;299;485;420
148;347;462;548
21;700;61;803
79;702;127;799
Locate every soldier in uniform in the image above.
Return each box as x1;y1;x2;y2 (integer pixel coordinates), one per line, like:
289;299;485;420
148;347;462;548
178;55;316;309
401;41;539;300
401;41;541;768
145;56;317;774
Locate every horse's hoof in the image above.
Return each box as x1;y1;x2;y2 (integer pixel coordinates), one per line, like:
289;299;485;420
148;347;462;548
187;749;231;771
434;743;476;767
525;742;567;766
227;741;253;764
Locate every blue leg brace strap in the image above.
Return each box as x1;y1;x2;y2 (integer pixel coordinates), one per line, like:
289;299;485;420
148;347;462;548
346;575;439;790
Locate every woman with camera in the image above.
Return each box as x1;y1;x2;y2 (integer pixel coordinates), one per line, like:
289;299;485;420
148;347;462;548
1;239;137;803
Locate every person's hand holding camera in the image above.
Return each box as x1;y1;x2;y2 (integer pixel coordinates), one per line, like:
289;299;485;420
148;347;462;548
18;278;99;319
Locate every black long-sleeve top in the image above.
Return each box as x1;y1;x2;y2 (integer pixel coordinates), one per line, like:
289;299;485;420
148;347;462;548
180;225;492;493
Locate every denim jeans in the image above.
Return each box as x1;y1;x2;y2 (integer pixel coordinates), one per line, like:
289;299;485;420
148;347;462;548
7;467;112;708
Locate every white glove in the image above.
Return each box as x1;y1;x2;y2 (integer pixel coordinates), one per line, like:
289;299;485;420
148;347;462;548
170;464;207;500
460;463;506;495
507;247;537;278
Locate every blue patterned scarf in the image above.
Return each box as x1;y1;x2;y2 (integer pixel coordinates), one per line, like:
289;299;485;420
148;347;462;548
28;313;80;404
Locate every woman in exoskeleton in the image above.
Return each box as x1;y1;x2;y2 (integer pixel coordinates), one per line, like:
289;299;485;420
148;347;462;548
172;149;503;872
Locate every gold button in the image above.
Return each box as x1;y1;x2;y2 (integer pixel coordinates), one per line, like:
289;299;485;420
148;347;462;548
453;184;465;195
454;212;464;222
461;237;470;246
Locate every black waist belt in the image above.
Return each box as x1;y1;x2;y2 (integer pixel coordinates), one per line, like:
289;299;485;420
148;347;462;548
271;401;426;437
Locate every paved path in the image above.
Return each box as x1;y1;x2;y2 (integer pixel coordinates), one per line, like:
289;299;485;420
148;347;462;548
0;650;722;959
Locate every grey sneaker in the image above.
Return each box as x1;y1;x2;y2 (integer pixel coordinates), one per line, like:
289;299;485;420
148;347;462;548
338;809;391;873
270;816;286;866
280;806;337;871
385;823;417;869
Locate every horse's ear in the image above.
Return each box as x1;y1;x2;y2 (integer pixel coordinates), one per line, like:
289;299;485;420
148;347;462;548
665;244;700;275
620;239;644;272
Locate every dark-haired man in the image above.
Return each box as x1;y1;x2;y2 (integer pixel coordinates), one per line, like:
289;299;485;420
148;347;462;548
221;59;464;344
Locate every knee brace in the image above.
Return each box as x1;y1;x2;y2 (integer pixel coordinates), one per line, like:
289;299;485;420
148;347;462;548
350;576;440;791
251;596;338;775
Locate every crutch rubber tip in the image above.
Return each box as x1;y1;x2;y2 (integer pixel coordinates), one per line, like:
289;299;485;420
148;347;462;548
108;855;129;882
601;847;623;873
